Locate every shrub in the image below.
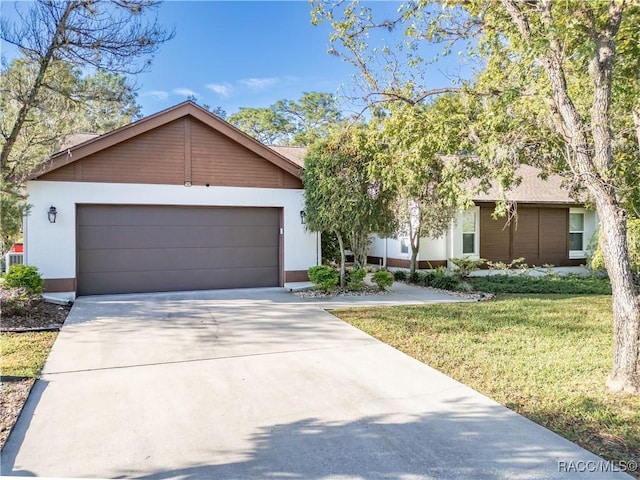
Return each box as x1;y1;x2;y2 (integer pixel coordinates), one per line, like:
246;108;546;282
449;257;486;279
372;269;394;290
3;264;43;293
347;268;367;291
307;265;339;292
418;272;435;287
468;274;611;295
0;286;38;317
393;270;407;281
408;271;421;284
486;257;526;270
431;274;460;291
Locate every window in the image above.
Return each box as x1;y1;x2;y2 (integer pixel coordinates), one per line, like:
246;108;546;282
400;237;410;254
569;212;584;252
462;211;477;255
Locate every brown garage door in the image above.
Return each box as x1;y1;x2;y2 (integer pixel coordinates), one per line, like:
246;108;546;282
77;205;280;295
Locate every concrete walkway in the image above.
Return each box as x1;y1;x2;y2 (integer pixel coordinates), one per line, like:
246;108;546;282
1;287;631;479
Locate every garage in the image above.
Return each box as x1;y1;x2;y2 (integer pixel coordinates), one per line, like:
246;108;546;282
77;205;281;295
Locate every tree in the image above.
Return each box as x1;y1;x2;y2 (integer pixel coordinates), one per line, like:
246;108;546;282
0;58;142;253
371;95;475;274
302;125;396;286
228;92;342;146
0;0;173;176
317;1;640;393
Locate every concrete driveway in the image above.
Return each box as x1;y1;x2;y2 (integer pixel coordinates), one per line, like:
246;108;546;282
2;288;632;479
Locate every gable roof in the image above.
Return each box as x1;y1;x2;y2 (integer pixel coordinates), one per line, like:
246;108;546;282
29;101;303;180
268;146;307;167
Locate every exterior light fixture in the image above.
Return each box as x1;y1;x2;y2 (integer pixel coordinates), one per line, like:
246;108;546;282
300;210;306;224
48;205;58;223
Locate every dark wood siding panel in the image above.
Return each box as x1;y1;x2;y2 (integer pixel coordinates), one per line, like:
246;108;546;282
539;208;569;265
512;208;539;265
283;171;303;189
40;121;185;184
479;206;511;263
190;119;284;188
39;163;75;181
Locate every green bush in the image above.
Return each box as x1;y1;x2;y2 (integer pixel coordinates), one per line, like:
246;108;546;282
419;272;436;287
3;265;43;294
308;265;339;292
431;273;460;290
347;268;367;291
408;271;421;284
468;274;611;295
372;269;394;290
393;270;407;281
449;257;486;279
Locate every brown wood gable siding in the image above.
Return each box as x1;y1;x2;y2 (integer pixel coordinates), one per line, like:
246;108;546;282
38;116;303;189
479;204;577;266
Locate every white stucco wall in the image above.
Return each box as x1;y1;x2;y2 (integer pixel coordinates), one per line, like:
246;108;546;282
25;180;319;299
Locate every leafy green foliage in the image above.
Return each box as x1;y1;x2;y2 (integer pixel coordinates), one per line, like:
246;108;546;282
468;275;611;295
307;265;339;292
0;191;29;254
393;270;407;281
449;257;486;279
347;268;366;291
2;265;44;294
302;125;396;281
371;269;393;290
228;92;342;146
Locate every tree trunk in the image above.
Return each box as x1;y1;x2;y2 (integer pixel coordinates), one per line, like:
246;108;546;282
349;230;368;269
409;218;421;275
594;198;640;393
336;231;346;288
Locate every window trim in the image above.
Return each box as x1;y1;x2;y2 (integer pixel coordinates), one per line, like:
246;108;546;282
569;209;586;259
400;237;410;256
461;209;479;257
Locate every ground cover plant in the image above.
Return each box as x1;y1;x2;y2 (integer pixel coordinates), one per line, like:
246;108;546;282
333;295;640;476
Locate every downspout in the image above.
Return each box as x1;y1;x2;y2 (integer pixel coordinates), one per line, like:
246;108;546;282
384;237;388;268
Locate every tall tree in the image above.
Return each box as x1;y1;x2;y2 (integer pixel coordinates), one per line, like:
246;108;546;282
317;0;640;394
0;0;173;176
302;125;396;285
371;94;475;274
228;92;342;146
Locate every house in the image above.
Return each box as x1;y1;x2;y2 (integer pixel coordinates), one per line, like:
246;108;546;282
369;164;598;269
25;101;320;300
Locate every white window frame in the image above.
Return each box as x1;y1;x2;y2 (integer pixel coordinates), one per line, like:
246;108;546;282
569;208;586;259
461;208;479;257
400;237;410;256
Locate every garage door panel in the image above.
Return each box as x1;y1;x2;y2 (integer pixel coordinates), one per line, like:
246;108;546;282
77;205;281;295
80;267;279;294
78;225;279;249
78;205;279;227
79;246;279;273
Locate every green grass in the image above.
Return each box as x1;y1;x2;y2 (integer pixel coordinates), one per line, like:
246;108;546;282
0;332;58;377
333;295;639;472
467;274;612;294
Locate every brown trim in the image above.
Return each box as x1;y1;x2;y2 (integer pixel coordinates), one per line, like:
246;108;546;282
285;270;309;282
386;258;410;268
474;201;582;208
30;101;302;180
418;260;447;269
366;256;384;266
44;278;76;293
184;116;192;183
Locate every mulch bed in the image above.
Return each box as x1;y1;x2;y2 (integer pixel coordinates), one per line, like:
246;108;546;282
0;299;71;449
1;297;71;332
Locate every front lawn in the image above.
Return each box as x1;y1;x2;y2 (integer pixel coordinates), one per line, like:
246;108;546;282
333;295;640;474
1;331;58;378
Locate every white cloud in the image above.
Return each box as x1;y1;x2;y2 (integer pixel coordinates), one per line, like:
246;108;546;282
205;83;233;98
172;88;200;99
238;77;280;90
143;90;169;100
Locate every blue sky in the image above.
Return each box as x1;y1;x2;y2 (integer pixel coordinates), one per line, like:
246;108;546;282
2;1;469;117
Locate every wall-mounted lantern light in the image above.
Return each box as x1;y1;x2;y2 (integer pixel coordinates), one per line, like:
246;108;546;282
48;205;57;223
300;210;306;224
